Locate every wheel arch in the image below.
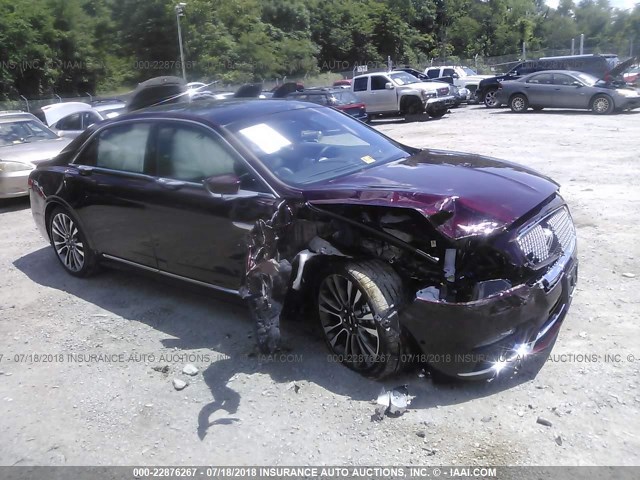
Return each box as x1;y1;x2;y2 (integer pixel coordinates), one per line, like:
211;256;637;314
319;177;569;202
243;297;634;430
589;92;615;110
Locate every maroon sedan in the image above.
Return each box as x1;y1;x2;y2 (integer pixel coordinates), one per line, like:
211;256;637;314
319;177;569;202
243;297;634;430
28;99;577;380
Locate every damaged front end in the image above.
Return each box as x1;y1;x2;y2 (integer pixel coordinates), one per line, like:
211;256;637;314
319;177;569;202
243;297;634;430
240;180;577;380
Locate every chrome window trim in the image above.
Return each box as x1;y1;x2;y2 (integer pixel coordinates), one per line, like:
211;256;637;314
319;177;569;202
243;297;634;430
69;116;279;198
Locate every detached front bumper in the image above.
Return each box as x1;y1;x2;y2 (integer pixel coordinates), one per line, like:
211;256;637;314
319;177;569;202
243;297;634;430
400;244;578;379
425;96;456;112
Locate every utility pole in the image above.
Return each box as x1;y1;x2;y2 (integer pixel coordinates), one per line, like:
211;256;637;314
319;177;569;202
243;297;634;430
580;34;584;55
175;3;187;81
571;38;575;56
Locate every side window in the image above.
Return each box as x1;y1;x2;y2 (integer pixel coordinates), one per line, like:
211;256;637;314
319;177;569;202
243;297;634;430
426;69;440;79
353;77;368;92
443;68;455;77
76;123;151;174
371;75;388;90
154;123;269;192
57;113;81;131
553;74;574;86
527;73;553;84
81;111;101;129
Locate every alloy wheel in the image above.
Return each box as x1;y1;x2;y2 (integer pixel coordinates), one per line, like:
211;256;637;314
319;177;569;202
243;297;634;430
318;274;380;364
484;89;498;107
51;212;85;272
593;97;610;114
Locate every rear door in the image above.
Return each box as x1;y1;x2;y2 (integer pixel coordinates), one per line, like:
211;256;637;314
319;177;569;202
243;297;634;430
523;72;555;106
67;121;158;267
146;120;278;290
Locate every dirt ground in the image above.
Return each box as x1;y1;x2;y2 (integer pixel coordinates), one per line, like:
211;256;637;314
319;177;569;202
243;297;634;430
0;105;639;467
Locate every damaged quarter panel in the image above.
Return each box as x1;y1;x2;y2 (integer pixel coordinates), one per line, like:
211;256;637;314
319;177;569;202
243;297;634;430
29;99;578;380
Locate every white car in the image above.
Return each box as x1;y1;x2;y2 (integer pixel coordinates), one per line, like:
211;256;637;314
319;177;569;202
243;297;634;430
424;66;492;101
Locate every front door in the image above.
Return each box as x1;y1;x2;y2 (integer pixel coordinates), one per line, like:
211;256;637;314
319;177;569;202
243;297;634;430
146;121;277;290
369;75;397;112
551;73;590;109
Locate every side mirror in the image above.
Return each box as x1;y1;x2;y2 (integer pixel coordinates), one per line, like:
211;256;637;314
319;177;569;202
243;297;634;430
385;82;395;90
203;174;240;195
452;73;460;79
572;81;583;88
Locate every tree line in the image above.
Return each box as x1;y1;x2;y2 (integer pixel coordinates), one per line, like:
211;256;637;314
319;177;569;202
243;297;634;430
1;0;639;99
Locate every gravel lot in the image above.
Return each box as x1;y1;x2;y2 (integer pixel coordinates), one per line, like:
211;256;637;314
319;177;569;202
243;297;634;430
1;105;639;467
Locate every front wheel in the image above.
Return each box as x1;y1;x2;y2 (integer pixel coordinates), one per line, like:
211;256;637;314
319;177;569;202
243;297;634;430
48;207;97;277
316;260;404;379
509;94;529;113
591;94;614;115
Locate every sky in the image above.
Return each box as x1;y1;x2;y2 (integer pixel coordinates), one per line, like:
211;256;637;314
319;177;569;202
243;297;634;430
545;0;638;9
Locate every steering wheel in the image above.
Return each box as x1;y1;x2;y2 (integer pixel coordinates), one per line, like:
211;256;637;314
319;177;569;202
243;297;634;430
315;145;339;162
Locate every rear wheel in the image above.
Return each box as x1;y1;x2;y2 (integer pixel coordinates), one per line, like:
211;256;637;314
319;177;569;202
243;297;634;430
483;87;500;108
509;94;529;113
317;260;404;379
48;207;97;277
591;94;614;115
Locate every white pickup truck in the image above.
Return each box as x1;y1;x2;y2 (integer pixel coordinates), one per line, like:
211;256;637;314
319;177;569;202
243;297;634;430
351;71;455;119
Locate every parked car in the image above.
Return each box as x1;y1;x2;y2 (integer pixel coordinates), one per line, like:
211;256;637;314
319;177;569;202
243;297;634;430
0;111;71;198
393;68;470;105
424;65;491;102
40;101;93;127
477;54;627;107
352;71;455;119
92;99;126;119
496;70;640;114
284;88;368;122
623;66;640;84
50;109;106;138
29;99;577;380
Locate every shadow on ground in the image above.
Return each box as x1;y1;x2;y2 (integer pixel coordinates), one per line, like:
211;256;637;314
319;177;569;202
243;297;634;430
14;247;547;439
0;197;30;214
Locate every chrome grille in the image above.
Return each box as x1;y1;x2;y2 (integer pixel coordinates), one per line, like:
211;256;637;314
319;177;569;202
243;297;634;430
517;207;576;267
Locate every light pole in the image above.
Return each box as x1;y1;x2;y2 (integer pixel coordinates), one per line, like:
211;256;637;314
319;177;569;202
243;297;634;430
175;3;187;80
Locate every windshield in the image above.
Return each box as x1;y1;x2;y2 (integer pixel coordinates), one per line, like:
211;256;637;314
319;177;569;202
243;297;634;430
330;91;359;104
389;72;420;86
229;107;410;186
575;72;599;86
0;119;58;147
462;67;477;75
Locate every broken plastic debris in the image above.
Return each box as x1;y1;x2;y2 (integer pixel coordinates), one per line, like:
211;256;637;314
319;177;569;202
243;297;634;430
373;385;411;420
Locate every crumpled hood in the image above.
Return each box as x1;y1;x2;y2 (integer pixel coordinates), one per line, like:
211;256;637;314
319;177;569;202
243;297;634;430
0;138;72;165
408;81;450;92
304;149;559;240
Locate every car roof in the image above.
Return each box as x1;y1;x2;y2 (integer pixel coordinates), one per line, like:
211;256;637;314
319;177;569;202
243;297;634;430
120;98;320;127
0;112;40;123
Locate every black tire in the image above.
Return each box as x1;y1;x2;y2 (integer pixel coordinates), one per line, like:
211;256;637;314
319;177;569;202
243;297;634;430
48;206;98;277
483;87;501;108
428;108;447;118
591;94;614;115
509;93;529;113
316;260;404;379
532;106;544;111
402;96;424;122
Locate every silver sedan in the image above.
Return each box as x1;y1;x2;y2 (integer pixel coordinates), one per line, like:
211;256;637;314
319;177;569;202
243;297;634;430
496;70;640;114
0;112;71;198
